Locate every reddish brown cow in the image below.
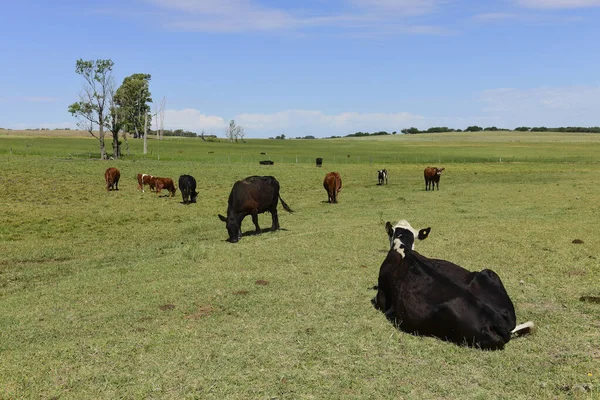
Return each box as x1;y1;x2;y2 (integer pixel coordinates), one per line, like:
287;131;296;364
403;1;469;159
154;177;177;197
323;172;342;203
105;167;120;191
424;167;445;191
137;173;156;192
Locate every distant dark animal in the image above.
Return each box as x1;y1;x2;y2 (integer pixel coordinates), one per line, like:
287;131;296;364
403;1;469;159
218;176;294;243
372;220;533;350
316;157;323;167
259;160;274;165
105;167;120;191
378;169;388;185
137;173;156;192
154;177;177;197
260;152;267;155
424;167;445;191
178;175;198;204
323;172;342;203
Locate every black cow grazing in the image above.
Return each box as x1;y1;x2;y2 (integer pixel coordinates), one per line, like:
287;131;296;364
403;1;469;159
377;169;388;185
424;167;444;191
259;160;274;165
179;175;198;204
372;220;533;350
218;176;294;243
316;157;323;167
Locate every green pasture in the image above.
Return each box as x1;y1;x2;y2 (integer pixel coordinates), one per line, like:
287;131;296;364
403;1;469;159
0;133;599;399
2;129;600;164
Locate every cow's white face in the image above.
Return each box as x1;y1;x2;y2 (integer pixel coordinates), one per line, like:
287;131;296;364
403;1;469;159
386;220;431;256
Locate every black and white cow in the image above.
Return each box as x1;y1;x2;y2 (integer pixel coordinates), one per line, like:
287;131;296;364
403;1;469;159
218;176;294;243
377;169;388;185
372;220;533;350
179;175;198;204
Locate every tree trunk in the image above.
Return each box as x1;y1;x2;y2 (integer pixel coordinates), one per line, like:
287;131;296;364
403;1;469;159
143;113;148;155
123;132;130;156
98;123;108;160
112;132;121;159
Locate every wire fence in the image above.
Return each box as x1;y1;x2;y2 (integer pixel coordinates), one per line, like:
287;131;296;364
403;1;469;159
2;147;600;164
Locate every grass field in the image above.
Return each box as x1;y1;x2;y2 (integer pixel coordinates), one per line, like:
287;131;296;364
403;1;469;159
0;132;599;399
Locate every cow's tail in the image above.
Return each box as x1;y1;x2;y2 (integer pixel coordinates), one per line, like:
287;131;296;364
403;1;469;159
511;321;535;337
279;195;294;213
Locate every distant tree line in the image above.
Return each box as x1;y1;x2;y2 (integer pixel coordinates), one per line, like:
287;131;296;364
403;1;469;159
148;129;213;138
399;126;600;134
345;130;397;137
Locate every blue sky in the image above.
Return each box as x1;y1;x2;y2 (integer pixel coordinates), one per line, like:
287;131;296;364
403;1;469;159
1;0;600;138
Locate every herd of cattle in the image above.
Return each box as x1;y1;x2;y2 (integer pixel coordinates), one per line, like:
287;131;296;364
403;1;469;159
103;164;533;350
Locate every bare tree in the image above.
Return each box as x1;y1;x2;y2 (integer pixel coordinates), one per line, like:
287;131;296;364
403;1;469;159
143;113;148;155
226;120;245;142
236;125;246;142
153;96;166;140
68;59;114;160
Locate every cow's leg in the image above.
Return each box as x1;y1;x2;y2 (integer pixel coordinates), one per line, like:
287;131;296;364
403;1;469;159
271;208;280;231
252;213;261;233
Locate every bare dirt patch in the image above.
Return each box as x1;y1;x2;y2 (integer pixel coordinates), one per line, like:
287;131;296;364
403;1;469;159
159;304;175;311
184;305;216;320
233;290;249;295
255;280;269;286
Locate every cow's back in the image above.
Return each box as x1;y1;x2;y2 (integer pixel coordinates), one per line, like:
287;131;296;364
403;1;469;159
229;176;279;214
424;167;436;180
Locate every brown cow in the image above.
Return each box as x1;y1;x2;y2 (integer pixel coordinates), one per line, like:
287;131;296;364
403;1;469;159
154;177;177;197
105;167;120;191
323;172;342;203
137;173;156;192
424;167;445;191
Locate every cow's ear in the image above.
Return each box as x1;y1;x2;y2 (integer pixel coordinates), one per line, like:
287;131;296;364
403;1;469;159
418;227;431;240
385;222;393;237
218;214;227;222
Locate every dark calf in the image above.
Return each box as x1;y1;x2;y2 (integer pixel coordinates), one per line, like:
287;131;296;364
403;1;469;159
179;175;198;204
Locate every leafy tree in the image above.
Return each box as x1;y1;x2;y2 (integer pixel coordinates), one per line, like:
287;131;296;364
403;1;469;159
465;125;483;132
483;126;499;131
401;127;420;134
68;59;114;160
514;127;530;131
114;74;152;155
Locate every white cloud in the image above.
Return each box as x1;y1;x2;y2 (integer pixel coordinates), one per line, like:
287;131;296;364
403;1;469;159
516;0;600;8
350;0;442;16
163;108;424;137
479;85;600;127
8;121;77;130
163;108;227;133
141;0;449;35
472;12;520;21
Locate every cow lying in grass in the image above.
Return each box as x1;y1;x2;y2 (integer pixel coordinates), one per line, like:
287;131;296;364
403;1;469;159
372;220;533;350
